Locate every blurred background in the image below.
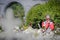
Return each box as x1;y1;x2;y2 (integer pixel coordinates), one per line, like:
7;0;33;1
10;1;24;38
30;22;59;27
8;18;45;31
0;0;60;40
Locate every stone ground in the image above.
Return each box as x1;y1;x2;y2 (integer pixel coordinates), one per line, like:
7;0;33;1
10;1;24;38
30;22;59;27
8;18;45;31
0;31;60;40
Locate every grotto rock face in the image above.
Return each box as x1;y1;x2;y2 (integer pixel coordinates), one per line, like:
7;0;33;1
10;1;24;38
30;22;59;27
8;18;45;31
0;0;47;34
0;0;60;40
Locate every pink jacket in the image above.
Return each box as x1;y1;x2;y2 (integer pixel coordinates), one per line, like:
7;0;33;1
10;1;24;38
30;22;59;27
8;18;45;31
42;21;54;31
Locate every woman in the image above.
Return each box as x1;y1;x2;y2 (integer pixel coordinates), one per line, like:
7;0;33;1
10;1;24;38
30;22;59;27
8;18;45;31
42;15;54;33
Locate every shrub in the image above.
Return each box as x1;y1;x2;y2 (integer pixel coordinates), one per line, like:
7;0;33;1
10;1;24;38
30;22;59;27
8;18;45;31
26;0;60;28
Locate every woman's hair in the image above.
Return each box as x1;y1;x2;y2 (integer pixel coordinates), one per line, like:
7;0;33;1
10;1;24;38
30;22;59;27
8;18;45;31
45;14;50;19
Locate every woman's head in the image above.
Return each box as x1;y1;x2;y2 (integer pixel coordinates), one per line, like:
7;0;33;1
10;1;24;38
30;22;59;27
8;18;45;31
45;15;50;21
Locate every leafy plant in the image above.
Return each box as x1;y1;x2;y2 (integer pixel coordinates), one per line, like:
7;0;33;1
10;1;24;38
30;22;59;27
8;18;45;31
7;2;25;25
26;0;60;28
10;2;25;20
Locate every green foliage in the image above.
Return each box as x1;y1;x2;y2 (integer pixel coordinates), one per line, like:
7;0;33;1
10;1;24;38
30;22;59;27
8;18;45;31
26;0;60;28
47;0;60;28
10;2;24;20
7;2;25;25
